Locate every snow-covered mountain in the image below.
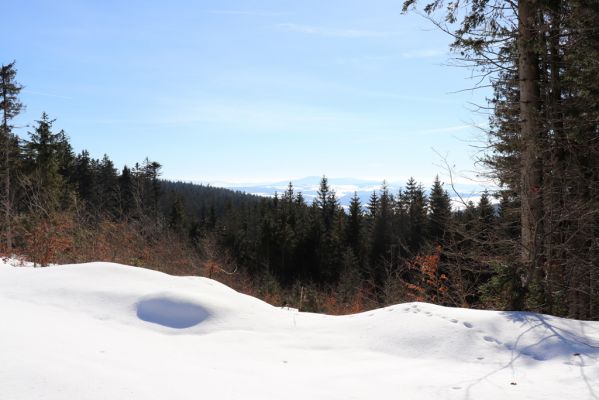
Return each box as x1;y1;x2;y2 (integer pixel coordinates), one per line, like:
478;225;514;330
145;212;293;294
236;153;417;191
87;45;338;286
1;259;597;400
214;176;490;208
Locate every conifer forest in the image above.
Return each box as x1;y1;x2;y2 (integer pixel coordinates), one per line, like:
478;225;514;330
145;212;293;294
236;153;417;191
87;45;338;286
2;0;599;321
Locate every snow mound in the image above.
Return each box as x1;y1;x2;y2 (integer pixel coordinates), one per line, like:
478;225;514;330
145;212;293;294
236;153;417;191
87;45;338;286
136;296;209;329
1;259;598;400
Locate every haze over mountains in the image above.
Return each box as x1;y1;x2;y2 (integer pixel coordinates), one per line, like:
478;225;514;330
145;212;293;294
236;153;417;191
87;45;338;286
212;176;490;207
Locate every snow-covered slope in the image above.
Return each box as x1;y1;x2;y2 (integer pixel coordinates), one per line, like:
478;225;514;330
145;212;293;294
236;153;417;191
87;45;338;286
1;261;598;400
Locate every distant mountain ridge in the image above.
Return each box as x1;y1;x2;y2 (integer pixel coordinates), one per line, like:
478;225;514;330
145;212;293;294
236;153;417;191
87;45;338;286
213;176;491;208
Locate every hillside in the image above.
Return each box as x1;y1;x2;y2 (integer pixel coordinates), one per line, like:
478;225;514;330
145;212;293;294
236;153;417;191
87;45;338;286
1;260;597;400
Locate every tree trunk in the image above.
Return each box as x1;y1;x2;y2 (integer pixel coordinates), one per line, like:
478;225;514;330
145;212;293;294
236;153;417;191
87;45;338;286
545;3;565;314
1;97;12;253
4;133;10;253
518;0;544;298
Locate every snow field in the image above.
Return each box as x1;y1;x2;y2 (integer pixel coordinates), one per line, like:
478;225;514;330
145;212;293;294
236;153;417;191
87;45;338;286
1;260;598;399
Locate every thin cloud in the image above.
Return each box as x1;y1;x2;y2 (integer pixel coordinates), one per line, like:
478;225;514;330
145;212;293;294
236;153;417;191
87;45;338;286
23;89;72;100
349;124;483;144
359;90;460;104
417;124;473;134
207;10;285;17
400;48;447;59
277;23;394;38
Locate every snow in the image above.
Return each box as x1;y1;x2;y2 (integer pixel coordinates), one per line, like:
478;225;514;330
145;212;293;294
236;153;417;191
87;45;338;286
1;260;598;400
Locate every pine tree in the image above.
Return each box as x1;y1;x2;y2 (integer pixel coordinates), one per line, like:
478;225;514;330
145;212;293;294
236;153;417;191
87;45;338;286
0;61;23;251
73;150;97;209
370;183;395;297
477;190;495;240
283;182;294;204
97;154;119;217
367;190;379;218
118;166;134;218
138;158;162;222
23;113;69;212
429;176;451;244
346;192;363;257
314;176;337;231
404;177;428;253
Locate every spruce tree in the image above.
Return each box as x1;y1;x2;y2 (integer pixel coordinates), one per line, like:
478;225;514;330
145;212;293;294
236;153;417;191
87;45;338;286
429;176;451;244
346;192;363;255
404;177;428;253
23;113;68;211
477;190;495;240
73;150;97;209
367;190;379;218
0;61;23;251
370;183;395;296
118;166;134;218
97;154;119;217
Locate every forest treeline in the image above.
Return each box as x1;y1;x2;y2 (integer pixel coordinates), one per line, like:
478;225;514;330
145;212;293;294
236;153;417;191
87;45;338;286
400;0;599;319
3;0;599;320
0;65;504;313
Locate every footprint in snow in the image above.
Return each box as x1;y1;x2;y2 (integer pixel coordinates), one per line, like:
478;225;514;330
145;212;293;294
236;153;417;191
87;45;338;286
463;322;473;328
477;356;484;360
450;318;459;323
483;336;502;345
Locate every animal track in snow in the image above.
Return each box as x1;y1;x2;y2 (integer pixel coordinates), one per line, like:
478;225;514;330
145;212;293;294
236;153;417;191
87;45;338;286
463;322;473;328
483;336;502;345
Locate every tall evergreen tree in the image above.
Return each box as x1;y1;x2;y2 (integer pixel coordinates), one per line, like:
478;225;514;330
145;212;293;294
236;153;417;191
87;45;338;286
370;183;395;296
429;176;451;244
404;177;428;253
346;191;364;261
23;113;69;211
97;154;119;217
118;165;134;217
73;150;96;209
477;190;495;240
0;61;23;251
367;190;379;218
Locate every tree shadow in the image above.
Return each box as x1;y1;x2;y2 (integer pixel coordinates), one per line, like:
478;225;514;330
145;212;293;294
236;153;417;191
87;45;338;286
458;311;599;400
501;311;599;360
500;311;599;399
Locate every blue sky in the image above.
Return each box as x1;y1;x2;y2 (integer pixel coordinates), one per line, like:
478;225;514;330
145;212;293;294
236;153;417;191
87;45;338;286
4;0;490;184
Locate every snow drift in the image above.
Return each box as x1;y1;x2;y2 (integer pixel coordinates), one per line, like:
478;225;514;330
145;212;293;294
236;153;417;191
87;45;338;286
1;260;598;399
